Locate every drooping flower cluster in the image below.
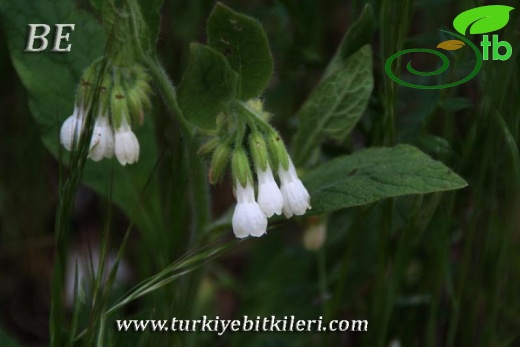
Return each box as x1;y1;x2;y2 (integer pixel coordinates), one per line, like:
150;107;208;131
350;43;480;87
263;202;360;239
59;60;151;166
204;99;311;238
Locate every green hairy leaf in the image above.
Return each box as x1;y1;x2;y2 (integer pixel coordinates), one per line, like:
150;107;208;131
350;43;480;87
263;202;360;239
178;43;239;130
207;2;273;100
292;45;374;166
303;145;467;215
0;0;163;233
453;5;515;35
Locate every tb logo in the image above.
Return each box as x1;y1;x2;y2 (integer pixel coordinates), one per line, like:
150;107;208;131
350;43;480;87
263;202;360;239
385;5;515;90
480;35;512;61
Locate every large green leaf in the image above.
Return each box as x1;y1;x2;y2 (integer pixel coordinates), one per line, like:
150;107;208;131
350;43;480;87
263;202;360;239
178;43;238;130
292;45;374;166
207;2;273;100
0;0;163;232
453;5;515;35
303;145;467;215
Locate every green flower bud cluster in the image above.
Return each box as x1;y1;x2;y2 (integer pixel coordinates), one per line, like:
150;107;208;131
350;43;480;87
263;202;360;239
107;63;152;130
200;98;290;187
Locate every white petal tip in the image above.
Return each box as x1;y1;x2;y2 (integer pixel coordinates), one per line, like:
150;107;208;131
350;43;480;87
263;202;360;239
283;211;294;219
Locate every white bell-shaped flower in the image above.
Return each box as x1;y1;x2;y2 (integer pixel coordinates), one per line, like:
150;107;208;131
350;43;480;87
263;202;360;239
114;116;140;166
278;158;311;218
256;164;284;217
232;180;268;238
88;115;115;161
60;105;85;151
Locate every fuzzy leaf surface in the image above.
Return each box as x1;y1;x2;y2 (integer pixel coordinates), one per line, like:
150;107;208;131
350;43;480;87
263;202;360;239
207;2;273;100
303;145;467;214
178;43;238;130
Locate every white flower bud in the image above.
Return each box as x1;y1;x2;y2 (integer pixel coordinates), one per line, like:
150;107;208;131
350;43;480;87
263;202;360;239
303;218;327;251
278;158;311;218
114;116;140;166
60;106;85;151
88;115;114;161
232;180;268;238
256;164;283;217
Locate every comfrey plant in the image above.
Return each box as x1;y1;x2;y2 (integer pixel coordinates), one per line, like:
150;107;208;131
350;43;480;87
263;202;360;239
172;3;318;239
59;2;152;166
202;99;311;238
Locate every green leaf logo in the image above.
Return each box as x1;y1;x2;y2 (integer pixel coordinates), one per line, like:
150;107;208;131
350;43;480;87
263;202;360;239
453;5;514;35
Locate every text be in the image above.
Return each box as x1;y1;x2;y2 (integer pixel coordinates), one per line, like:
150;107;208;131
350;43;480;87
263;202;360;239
25;24;75;52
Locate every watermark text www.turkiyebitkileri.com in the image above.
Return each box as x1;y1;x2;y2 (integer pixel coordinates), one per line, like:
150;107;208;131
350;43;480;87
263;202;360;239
116;316;368;335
